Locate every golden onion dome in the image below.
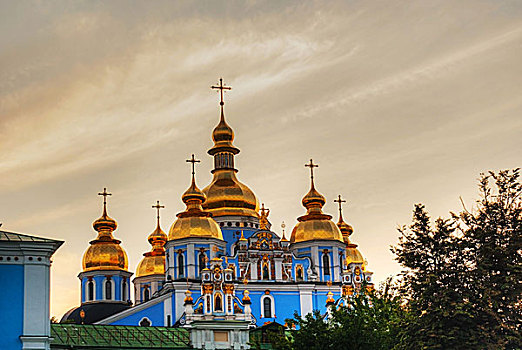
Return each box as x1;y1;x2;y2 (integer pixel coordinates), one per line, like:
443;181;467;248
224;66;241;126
169;170;223;241
291;162;344;244
202;171;259;218
136;211;167;278
203;86;259;219
83;192;128;272
345;243;365;266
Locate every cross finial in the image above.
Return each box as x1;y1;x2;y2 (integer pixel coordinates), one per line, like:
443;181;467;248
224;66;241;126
186;154;201;177
305;159;319;186
98;187;112;215
211;78;232;107
152;200;165;227
260;203;269;217
334;194;347;220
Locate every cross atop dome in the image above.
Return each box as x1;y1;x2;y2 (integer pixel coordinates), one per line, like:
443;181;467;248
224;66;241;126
334;195;347;219
211;78;232;106
98;187;112;214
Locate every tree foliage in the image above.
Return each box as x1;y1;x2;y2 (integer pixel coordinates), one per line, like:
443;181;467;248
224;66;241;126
284;169;521;350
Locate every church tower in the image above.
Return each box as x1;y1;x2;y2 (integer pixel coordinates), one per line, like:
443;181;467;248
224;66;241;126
63;188;132;324
202;79;260;253
133;201;167;304
166;155;226;281
290;160;346;282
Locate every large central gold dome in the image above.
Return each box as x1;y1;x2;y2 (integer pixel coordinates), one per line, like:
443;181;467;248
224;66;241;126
202;171;259;218
202;92;259;218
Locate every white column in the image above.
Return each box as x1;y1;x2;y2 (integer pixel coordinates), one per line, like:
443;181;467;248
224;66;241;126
298;285;314;317
274;258;283;281
333;247;340;282
250;260;258;281
187;244;195;278
22;260;51;350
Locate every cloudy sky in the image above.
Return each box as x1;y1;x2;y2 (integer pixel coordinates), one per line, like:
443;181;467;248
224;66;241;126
1;0;521;318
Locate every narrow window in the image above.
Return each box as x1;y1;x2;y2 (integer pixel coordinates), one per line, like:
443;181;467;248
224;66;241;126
105;279;112;300
323;253;330;276
144;286;150;302
122;280;127;301
215;294;223;312
199;252;206;273
296;266;303;281
167;315;171;327
178;253;184;276
87;280;94;301
263;263;270;280
263;297;272;318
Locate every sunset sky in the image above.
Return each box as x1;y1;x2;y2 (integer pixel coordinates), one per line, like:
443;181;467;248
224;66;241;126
1;0;521;318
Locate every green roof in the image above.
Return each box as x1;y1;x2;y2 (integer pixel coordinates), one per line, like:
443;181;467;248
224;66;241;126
51;324;192;349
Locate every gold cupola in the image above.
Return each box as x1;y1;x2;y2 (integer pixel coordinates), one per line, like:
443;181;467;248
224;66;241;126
169;155;224;240
82;188;129;272
334;195;354;244
136;201;167;277
290;160;344;244
202;79;259;218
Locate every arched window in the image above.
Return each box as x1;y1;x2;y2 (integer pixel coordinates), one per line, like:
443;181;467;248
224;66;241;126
198;252;206;274
87;280;94;301
215;293;223;312
122;279;127;301
263;297;272;318
296;265;304;281
262;262;270;280
178;253;184;276
323;253;330;276
144;286;150;302
105;279;112;300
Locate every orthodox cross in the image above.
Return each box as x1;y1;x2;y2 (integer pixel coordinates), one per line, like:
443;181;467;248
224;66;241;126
305;159;319;182
211;78;232;106
334;194;347;219
186;154;200;176
98;188;112;213
281;221;286;240
260;203;269;217
152;200;165;226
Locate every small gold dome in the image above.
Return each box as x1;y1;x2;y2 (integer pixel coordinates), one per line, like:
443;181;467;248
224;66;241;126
291;174;344;243
169;174;224;240
136;222;167;278
83;198;128;272
345;243;365;266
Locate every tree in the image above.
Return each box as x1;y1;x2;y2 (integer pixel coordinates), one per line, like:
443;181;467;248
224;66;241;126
392;204;479;349
285;280;405;350
458;169;522;348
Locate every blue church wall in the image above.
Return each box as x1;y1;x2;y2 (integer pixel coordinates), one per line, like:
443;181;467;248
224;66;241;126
0;264;24;350
291;256;310;281
220;227;257;254
109;300;165;326
247;290;301;326
312;290;341;311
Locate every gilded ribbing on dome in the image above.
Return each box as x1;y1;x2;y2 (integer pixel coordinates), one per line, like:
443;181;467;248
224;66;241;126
290;160;344;244
136;201;167;277
83;188;128;272
169;155;223;240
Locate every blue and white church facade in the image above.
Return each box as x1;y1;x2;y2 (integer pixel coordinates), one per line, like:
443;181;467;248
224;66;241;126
0;230;63;350
62;80;374;337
